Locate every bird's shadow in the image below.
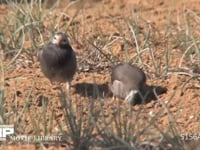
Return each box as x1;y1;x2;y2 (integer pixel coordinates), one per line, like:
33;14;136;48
133;85;167;105
74;82;111;99
74;82;167;105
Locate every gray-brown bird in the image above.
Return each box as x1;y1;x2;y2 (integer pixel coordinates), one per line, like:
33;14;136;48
109;63;147;103
39;32;77;90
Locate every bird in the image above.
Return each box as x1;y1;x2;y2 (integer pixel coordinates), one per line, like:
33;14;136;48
109;63;147;104
38;32;77;91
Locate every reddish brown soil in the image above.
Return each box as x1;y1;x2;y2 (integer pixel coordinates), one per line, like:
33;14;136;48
1;0;200;149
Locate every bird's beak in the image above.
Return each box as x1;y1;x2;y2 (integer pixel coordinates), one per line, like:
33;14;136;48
56;36;62;44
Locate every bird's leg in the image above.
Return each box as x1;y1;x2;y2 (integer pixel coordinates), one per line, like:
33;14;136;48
112;95;116;100
66;80;71;91
65;80;72;99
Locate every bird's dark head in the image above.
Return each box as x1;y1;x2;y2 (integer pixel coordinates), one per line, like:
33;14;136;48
51;32;70;47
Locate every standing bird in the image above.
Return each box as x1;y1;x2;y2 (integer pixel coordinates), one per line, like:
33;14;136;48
109;63;147;104
39;32;77;90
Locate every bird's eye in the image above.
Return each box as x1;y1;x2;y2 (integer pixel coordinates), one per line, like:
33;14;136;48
62;39;67;42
